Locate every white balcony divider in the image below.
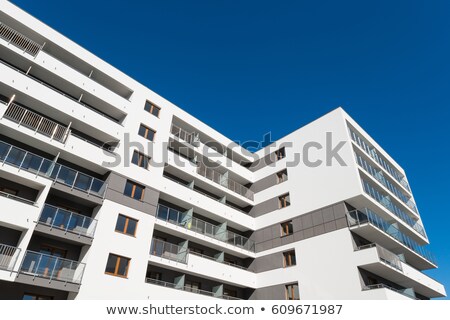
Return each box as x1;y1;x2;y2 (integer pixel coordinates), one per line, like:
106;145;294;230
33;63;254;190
197;162;254;200
38;204;97;238
3;102;70;143
19;251;85;284
0;244;21;271
0;22;43;56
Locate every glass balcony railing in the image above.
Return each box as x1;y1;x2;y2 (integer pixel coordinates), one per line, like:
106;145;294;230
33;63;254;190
0;243;21;271
0;140;108;198
346;208;436;265
38;204;97;238
0;190;36;206
19;251;85;284
156;204;255;252
363;284;417;300
170;124;197;146
355;152;417;213
197;162;254;200
145;278;242;300
0;22;43;56
348;127;411;191
356;243;403;271
150;238;188;264
3;102;70;143
361;179;426;238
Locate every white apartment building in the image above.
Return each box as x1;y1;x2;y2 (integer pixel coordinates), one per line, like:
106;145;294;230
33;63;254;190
0;0;445;300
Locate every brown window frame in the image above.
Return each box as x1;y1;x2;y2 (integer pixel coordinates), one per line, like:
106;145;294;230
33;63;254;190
276;169;288;184
124;180;145;201
138;124;156;142
105;253;131;278
115;214;139;237
144;100;161;118
279;193;290;209
132;150;150;169
280;220;293;237
275;148;286;160
285;283;300;300
283;250;296;267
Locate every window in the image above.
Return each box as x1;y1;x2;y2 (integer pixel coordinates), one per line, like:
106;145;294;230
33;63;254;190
279;193;291;209
185;280;201;293
23;293;53;300
281;220;293;237
124;180;145;201
277;170;288;184
285;283;300;300
132;150;150;169
105;254;130;278
115;214;138;236
138;124;156;141
144;100;161;117
283;250;297;267
275;147;286;160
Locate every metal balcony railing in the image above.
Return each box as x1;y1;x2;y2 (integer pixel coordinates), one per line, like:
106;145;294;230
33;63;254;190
197;162;254;200
38;204;97;238
349;127;411;191
0;244;21;271
356;243;403;271
145;278;242;300
363;283;417;299
188;250;250;271
0;140;108;198
361;178;426;238
346;208;436;265
150;238;188;264
3;102;70;143
156;204;255;252
19;251;85;284
0;190;36;206
0;22;43;56
170;124;196;146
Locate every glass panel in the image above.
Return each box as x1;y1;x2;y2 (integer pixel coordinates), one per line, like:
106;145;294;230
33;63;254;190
157;206;168;220
138;125;147;138
5;147;25;166
131;151;139;166
105;254;118;274
74;173;91;191
133;185;143;200
115;215;126;233
117;257;129;276
124;181;134;197
126;218;137;236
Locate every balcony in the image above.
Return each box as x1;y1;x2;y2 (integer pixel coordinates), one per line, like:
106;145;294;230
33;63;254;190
18;251;85;284
346;208;436;269
197;162;254;201
0;243;21;271
356;243;446;298
37;204;97;238
361;179;425;238
0;140;108;198
363;284;417;300
0;189;36;206
355;151;417;213
145;278;241;300
150;238;188;264
156;204;255;252
188;250;251;271
348;126;411;191
3;102;70;143
0;22;43;57
171;124;199;147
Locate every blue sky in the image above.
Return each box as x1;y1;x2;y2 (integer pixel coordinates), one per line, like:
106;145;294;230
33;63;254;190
11;0;450;298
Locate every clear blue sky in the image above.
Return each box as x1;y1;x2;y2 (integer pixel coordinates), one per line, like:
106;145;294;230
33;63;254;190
11;0;450;298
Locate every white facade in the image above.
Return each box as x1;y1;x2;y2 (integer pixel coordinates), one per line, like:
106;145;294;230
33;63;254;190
0;0;445;300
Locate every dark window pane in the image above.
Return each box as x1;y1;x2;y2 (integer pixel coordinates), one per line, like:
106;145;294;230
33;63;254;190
105;254;117;274
124;181;133;197
133;185;143;200
144;101;152;112
126;218;137;235
146;130;155;141
151;106;160;117
138;125;147;138
115;215;126;233
131;151;139;166
117;257;129;276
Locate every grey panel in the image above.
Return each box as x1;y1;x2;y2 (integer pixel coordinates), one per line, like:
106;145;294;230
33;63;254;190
250;197;279;217
250;283;286;300
27;235;82;261
0;279;69;299
251;174;277;193
105;172;159;215
33;224;93;246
